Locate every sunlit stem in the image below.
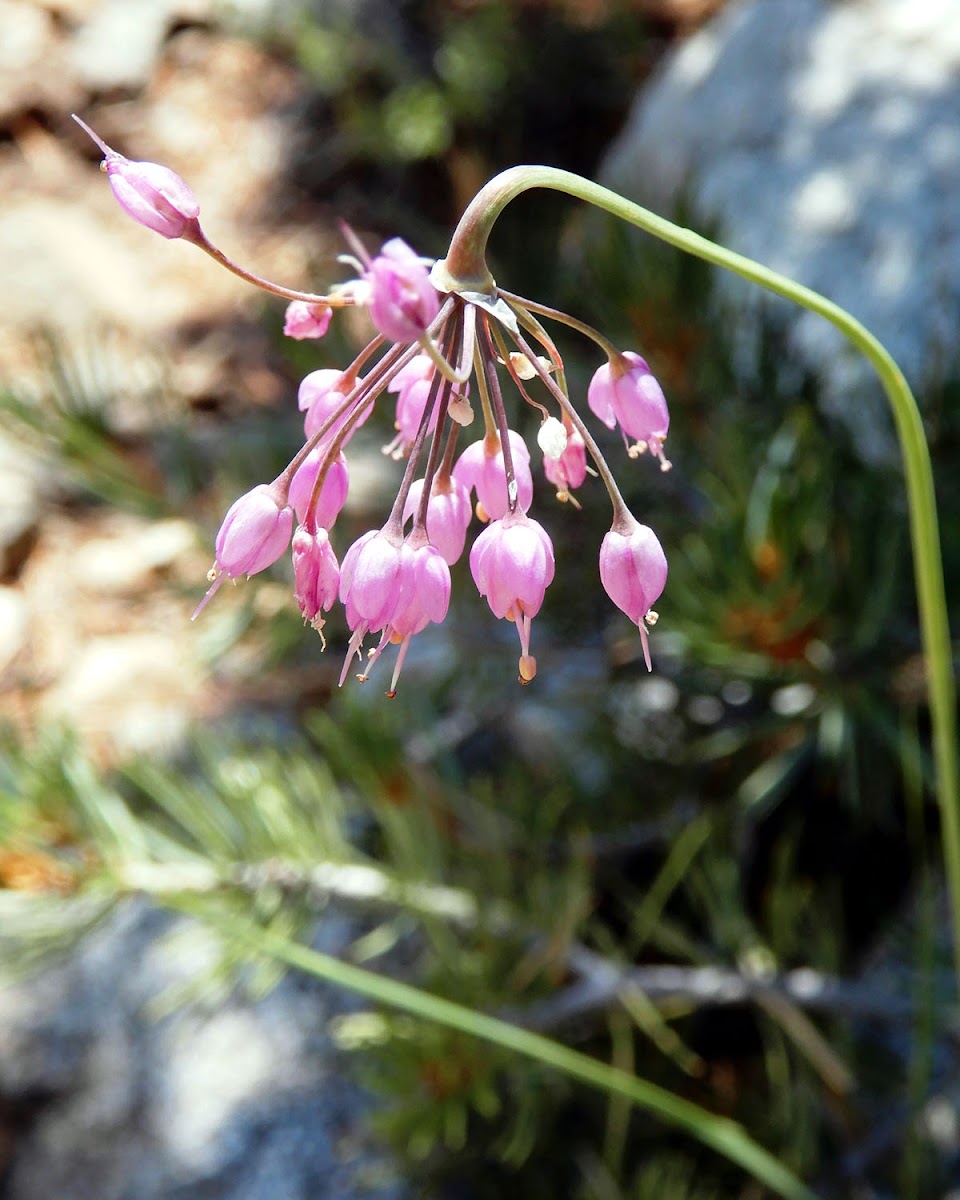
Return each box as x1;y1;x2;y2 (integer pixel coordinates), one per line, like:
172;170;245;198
343;334;388;380
417;305;474;384
413;317;464;534
186;227;350;307
511;327;629;525
489;322;549;421
443;164;960;998
478;316;520;515
472;336;498;439
500;287;622;362
508;302;570;401
388;313;463;535
439;419;461;478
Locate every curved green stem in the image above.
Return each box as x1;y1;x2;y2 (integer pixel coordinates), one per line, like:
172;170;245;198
168;898;817;1200
441;166;960;999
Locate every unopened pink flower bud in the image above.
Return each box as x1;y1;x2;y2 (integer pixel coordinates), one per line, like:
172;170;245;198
366;238;440;343
284;301;333;340
72;115;201;241
599;516;668;671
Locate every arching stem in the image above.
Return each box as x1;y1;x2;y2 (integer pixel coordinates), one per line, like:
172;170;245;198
439;165;959;996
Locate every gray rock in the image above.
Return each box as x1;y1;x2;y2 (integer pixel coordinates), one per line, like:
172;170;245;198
68;0;209;92
601;0;960;460
0;900;403;1200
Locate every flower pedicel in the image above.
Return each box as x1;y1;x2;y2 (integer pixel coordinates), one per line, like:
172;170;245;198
74;115;670;693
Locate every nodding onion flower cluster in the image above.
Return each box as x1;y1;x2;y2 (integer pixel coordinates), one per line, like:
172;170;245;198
74;115;670;696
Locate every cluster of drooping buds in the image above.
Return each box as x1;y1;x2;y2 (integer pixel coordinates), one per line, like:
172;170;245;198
74;115;670;693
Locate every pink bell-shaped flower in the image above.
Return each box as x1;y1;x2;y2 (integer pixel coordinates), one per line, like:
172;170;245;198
299;369;369;445
366;238;440;343
339;530;409;631
453;430;533;521
338;528;412;684
543;421;587;501
402;473;473;565
214;483;294;579
292;525;340;634
284;301;332;341
382;355;469;454
588;352;670;468
387;354;433;396
193;482;294;618
73;116;201;241
599;516;668;671
288;448;350;529
470;511;555;683
394;373;440;445
363;541;451;696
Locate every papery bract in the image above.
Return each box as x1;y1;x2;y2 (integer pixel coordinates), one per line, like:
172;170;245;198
599;517;668;671
366;238;440;343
